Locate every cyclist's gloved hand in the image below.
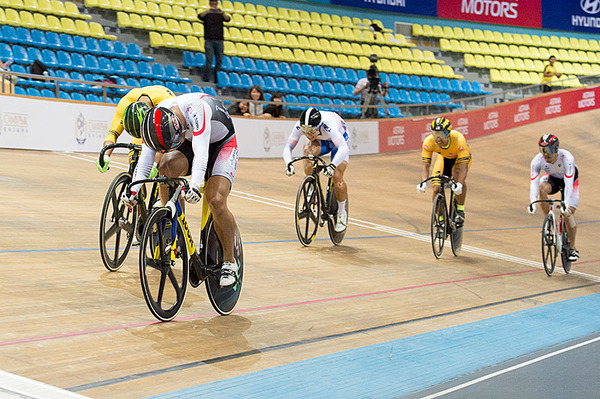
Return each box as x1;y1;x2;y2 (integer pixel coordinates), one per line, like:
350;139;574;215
149;163;159;179
121;190;138;209
561;204;572;216
184;186;202;204
323;164;336;177
527;203;536;215
452;182;463;195
285;164;295;177
416;182;426;193
96;155;110;173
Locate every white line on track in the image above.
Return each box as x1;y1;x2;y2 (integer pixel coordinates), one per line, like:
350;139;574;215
418;334;600;399
66;151;600;283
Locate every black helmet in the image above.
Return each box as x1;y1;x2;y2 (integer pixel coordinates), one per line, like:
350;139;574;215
123;101;150;139
141;107;184;152
299;107;321;130
431;117;452;138
539;134;559;154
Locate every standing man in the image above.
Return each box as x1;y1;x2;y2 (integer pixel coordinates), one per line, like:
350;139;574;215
541;55;562;93
198;0;230;84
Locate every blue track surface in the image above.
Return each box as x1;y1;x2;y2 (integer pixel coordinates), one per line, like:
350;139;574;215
147;293;600;399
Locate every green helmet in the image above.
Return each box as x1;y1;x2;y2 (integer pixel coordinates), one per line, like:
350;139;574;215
123;101;150;139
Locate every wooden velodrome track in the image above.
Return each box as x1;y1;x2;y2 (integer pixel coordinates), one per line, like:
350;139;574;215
1;108;600;398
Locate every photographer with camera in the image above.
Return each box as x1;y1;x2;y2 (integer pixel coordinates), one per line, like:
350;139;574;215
353;54;389;119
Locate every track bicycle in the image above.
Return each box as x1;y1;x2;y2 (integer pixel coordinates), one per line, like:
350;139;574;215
98;143;159;272
420;175;464;258
129;176;244;322
529;198;572;276
287;155;348;247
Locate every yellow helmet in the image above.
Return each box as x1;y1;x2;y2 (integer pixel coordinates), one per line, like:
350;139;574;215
431;117;452;137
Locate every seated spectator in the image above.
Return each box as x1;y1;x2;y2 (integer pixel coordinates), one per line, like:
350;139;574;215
228;100;250;116
259;92;286;118
247;85;265;116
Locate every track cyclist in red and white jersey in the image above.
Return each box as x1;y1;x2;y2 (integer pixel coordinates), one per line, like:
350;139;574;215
124;93;240;287
529;134;580;261
283;107;350;232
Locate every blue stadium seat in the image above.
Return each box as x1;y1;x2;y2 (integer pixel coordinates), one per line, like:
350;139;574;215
165;80;178;92
450;79;463;93
332;98;344;113
97;57;114;74
275;77;289;92
31;30;48;48
410;75;423;90
203;86;217;96
239;73;252;89
388;73;401;88
126;77;140;87
113;41;128;58
114;58;130;75
219;55;231;71
41;88;55;98
165;64;191;82
71;92;86;101
323;66;336;81
264;92;271;102
216;71;231;88
440;93;463;108
231;56;244;72
343;68;356;84
12;45;29;64
263;75;277;91
252;74;265;88
420;91;432;103
27;47;43;63
45;32;62;50
127;43;153;61
429;92;442;104
344;100;361;117
313;65;325;80
323;82;336;97
302;64;314;80
334;82;347;98
321;97;334;112
287;78;300;94
298;95;310;107
408;90;422;104
72;36;88;53
26;87;41;97
55;70;75;90
99;39;115;57
70;53;86;71
387;106;404;118
244;58;257;74
286;94;301;112
380;72;389;86
59;34;75;51
151;63;167;80
421;76;433;91
86;93;101;102
461;80;475;94
299;79;312;94
357;69;366;80
471;81;491;95
138;61;153;78
190;84;203;93
84;54;100;73
439;78;452;92
344;84;355;98
183;52;197;68
139;78;153;87
388;88;400;103
41;49;59;68
311;81;324;96
14;86;27;95
399;74;412;88
86;37;101;55
333;67;346;82
0;43;14;62
1;26;18;44
9;64;29;87
177;83;190;93
265;60;278;76
16;27;33;45
398;89;410;103
56;51;72;69
290;63;303;78
279;62;292;77
430;77;442;92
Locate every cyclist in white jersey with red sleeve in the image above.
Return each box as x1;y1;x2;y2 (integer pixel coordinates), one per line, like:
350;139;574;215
528;134;580;261
123;93;240;287
283;107;350;232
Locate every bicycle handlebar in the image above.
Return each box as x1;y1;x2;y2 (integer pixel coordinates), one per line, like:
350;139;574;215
420;175;457;189
98;143;142;167
288;155;328;168
529;199;566;212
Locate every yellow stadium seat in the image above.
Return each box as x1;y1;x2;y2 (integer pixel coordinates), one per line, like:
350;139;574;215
173;34;186;49
89;21;108;38
450;27;463;40
329;39;342;53
431;63;444;77
572;63;583;75
117;11;130;27
443;64;459;78
464;53;476;67
419;24;432;37
528;71;541;84
222;41;235;55
463;28;474;41
381;45;393;59
510;33;523;46
494;56;506;69
484;55;496;68
523;58;535;71
313;50;326;65
108;0;121;11
234;42;248;56
297;35;310;49
432;25;443;38
244;15;256;29
320;25;334;39
293;48;307;63
401;47;414;60
539;35;551;47
255;4;267;17
307;36;319;49
518;45;530;58
132;0;147;14
263;31;276;46
299;21;313;36
179;20;193;35
519;71;531;84
569;49;580;62
231;13;244;27
154;17;168;32
557;48;569;61
160;33;175;48
146;1;159;15
578;38;590;51
502;32;513;44
317;38;331;53
442;26;454;39
478;42;490;55
285;34;299;48
459;40;470;53
412;24;423;37
560;62;573;74
581;63;593;75
265;6;278;18
501;69;512;82
231;27;245;42
60;16;76;33
490;69;502;82
186;35;201;51
514;58;525;70
390;46;402;59
577;50;589;62
333;53;346;68
171;5;185;18
474;54;485;68
483;30;494;42
288;9;300;21
325;52;338;67
448;39;460;52
232;1;245;14
255;16;268;30
159;4;173;18
421;62;433;76
473;29;484;41
245;2;257;16
438;38;451;52
278;46;291;59
499;44;510;57
488;43;500;56
271;46;284;61
149;31;163;47
140;15;154;29
587;51;598;63
184;7;196;20
504;57;516;69
121;0;134;11
253;30;265;45
304;50;317;64
312;23;323;38
412;48;425;61
331;26;344;39
277;7;290;20
492;31;503;42
469;41;482;54
127;13;143;29
166;19;180;34
46;15;62;31
529;35;541;46
266;17;280;32
289;21;301;35
23;0;37;10
528;46;540;59
18;10;34;28
378;58;392;73
247;43;260;58
192;21;203;35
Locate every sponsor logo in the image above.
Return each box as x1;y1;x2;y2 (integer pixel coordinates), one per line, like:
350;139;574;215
456;117;469;135
484;111;499;130
387;125;405;146
461;0;518;19
75;113;86;144
263;127;270;152
1;112;28;134
363;0;406;7
545;97;562;115
578;91;596;108
581;0;600;14
514;103;530;122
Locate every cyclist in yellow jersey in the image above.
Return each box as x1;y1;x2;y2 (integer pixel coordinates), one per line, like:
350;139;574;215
417;117;472;225
96;85;176;173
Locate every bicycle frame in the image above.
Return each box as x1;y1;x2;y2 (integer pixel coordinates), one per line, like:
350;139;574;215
529;198;571;275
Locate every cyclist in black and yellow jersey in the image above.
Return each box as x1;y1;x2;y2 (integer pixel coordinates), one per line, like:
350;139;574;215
96;85;175;174
417;117;472;225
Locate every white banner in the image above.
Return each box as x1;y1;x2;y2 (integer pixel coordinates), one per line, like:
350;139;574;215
0;95;381;158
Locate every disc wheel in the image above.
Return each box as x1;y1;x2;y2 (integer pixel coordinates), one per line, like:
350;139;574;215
560;223;572;274
139;208;188;322
541;213;557;276
295;176;321;246
326;184;348;245
431;192;447;259
449;193;463;256
99;172;136;272
205;216;244;315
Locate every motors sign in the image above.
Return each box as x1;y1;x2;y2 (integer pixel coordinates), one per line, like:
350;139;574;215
438;0;542;27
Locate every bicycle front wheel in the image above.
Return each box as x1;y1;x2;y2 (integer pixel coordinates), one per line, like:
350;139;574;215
541;213;557;276
560;219;572;274
431;193;447;259
449;192;463;256
326;181;348;245
205;215;244;315
295;175;321;246
139;207;188;322
99;172;136;272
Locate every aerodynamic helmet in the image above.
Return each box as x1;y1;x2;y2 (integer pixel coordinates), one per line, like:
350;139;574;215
299;107;321;134
431;117;452;138
123;101;150;139
141;107;184;152
539;134;559;154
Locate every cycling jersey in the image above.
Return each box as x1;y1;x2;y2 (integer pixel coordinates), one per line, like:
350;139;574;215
283;111;350;166
104;85;175;145
132;93;237;193
421;130;471;164
530;149;579;209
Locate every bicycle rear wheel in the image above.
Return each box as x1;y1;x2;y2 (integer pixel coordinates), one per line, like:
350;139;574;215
99;172;136;272
326;181;348;245
560;220;572;274
139;208;188;322
449;192;463;256
541;213;557;276
204;215;244;315
295;175;321;246
431;192;447;259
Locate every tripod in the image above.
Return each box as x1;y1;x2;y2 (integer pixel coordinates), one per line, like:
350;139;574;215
361;89;388;118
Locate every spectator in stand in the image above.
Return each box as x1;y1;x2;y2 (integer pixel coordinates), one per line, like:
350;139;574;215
198;0;230;84
1;58;17;93
259;92;287;118
247;85;265;116
227;100;250;116
541;55;562;93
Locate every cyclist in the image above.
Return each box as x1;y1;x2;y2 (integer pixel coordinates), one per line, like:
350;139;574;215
96;85;176;175
283;107;350;232
123;93;240;288
417;117;471;226
528;134;579;261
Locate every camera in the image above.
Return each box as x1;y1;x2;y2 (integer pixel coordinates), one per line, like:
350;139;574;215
366;54;381;93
